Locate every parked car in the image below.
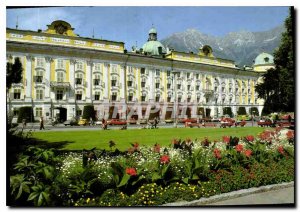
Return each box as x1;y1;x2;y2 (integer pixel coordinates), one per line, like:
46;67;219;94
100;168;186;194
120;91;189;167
165;119;174;124
211;117;220;122
63;118;78;126
139;119;148;124
78;119;89;126
179;118;197;123
257;119;272;127
110;119;127;125
127;118;137;125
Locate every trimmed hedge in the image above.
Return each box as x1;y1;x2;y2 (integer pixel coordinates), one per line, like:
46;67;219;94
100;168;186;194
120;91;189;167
17;106;34;123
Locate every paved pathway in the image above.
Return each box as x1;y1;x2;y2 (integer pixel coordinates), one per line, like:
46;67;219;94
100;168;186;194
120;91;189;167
209;186;294;205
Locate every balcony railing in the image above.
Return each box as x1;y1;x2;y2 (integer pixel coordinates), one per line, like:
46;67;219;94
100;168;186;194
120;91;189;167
50;81;70;89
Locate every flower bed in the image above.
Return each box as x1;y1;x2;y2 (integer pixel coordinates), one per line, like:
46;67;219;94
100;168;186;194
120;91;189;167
9;128;294;206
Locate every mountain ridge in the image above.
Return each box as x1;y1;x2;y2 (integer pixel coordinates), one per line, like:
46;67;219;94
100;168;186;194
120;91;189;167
160;25;284;67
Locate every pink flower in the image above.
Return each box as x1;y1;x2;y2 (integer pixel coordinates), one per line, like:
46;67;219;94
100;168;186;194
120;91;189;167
160;155;170;164
235;144;243;152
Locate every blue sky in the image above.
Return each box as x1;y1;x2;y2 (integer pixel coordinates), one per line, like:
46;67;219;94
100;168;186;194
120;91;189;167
6;6;289;49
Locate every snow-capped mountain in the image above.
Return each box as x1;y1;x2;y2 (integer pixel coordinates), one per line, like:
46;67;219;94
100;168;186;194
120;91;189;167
160;25;284;67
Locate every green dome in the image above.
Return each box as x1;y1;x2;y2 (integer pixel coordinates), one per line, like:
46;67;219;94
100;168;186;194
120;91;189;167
254;52;274;65
142;40;166;56
149;27;157;34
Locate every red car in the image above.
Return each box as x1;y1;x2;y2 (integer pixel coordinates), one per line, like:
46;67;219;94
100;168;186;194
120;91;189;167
257;119;272;127
109;119;127;125
179;118;197;123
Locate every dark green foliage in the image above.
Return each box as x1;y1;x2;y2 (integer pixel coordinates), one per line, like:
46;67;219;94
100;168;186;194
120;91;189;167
249;107;259;116
82;105;96;120
6;57;23;90
237;107;247;115
17;107;34;123
255;8;294;112
223;107;233;117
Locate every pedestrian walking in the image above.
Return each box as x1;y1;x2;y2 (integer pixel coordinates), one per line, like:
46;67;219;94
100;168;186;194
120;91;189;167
22;119;27;128
39;116;45;130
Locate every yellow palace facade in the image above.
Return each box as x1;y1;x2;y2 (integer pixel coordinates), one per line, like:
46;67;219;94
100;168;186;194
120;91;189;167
6;20;268;122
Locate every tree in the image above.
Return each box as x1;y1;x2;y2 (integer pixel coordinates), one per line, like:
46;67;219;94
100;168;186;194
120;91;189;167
7;57;23;90
237;107;247;115
7;57;23;126
255;8;294;112
223;107;233;117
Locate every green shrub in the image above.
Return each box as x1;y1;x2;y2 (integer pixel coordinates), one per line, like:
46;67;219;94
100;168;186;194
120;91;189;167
17;107;34;123
82;105;96;120
237;107;247;115
223;107;233;117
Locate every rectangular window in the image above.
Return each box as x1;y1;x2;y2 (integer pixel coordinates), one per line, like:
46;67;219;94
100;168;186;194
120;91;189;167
187;97;191;102
57;59;64;69
155;95;160;102
187;73;190;79
94;91;100;100
167;83;171;89
35;107;43;117
56;90;63;100
141;68;145;74
95;63;101;71
197;97;200;102
187;85;191;90
177;84;181;90
141;82;146;88
222;87;225;92
36;58;44;67
94;79;100;86
76;62;83;70
128;94;133;102
141;95;146;102
167;71;170;76
36;89;44;100
167;96;171;102
35;76;43;83
178;97;182;102
127;81;133;87
111;93;117;101
111;80;117;87
155;83;160;89
57;72;64;82
196;85;200;90
76;78;82;85
156;69;160;76
13;89;21;99
76;91;82;100
196;74;199;79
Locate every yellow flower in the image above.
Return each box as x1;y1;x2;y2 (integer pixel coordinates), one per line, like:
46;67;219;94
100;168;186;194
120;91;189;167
86;198;90;203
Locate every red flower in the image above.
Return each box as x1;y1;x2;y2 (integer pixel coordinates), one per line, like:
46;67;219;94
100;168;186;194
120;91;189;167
153;143;161;153
286;130;294;139
278;146;285;155
213;148;221;159
160;155;170;164
222;136;230;144
126;167;137;176
243;149;252;157
133;142;139;149
235;144;243;152
171;139;179;145
245;135;254;142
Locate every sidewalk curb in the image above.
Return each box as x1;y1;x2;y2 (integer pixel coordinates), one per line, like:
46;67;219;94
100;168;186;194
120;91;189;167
162;181;294;206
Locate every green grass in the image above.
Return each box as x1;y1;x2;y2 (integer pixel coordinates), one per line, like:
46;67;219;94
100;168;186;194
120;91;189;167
31;127;267;151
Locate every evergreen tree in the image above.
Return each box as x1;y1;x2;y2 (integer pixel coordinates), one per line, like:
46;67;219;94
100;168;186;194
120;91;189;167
7;57;23;90
255;7;294;112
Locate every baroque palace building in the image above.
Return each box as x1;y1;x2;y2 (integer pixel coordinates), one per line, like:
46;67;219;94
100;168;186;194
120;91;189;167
6;20;271;122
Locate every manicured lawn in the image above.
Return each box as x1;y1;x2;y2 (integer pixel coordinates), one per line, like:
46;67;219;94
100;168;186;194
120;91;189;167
32;127;267;151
